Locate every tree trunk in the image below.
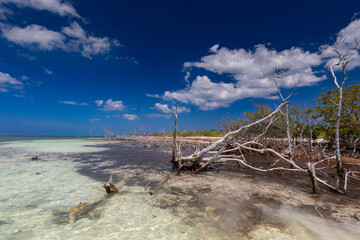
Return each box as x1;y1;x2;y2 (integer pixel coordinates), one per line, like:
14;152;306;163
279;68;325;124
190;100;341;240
171;106;178;171
335;87;343;177
307;162;319;194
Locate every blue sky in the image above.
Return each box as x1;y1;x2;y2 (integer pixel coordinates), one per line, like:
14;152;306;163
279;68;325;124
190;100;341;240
0;0;359;136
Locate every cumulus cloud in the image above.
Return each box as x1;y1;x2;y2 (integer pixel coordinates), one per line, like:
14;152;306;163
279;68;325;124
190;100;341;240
0;22;116;58
320;18;360;70
0;0;122;59
0;71;23;92
185;44;325;89
184;71;190;85
123;114;139;120
154;103;172;113
160;18;360;111
62;21;86;39
154;103;190;113
164;75;278;110
0;0;81;18
59;100;88;106
97;99;125;111
94;100;103;106
0;21;121;58
1;24;65;50
145;93;161;98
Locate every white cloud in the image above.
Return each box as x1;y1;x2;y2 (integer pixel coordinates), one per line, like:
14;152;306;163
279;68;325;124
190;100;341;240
184;71;190;85
43;67;53;75
59;100;88;106
160;39;337;110
146;93;161;98
97;99;125;111
123;114;138;120
320;19;360;71
0;71;23;92
0;21;116;58
0;0;81;18
154;103;172;113
154;103;190;113
1;24;65;50
0;88;9;92
185;44;325;89
62;21;86;39
145;113;172;119
164;75;278;110
80;36;111;58
21;75;29;80
13;93;23;98
0;71;22;85
176;106;191;113
112;39;124;47
94;100;103;106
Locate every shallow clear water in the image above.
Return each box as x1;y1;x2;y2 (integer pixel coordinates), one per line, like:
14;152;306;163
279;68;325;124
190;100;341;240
0;137;359;239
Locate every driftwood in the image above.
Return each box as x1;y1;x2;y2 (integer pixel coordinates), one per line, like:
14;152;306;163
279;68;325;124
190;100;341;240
51;176;117;224
149;107;178;195
149;175;170;195
103;175;118;194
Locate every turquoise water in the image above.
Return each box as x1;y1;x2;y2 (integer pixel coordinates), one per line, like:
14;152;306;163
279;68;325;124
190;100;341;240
0;137;359;239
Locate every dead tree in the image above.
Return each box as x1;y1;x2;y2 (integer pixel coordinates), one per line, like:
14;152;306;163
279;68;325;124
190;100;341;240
171;106;178;172
329;38;360;177
149;106;179;195
353;137;359;156
264;67;300;164
176;101;348;194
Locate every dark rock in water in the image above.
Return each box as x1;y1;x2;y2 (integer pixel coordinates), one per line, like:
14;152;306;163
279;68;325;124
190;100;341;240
0;219;14;225
31;156;38;161
23;204;38;210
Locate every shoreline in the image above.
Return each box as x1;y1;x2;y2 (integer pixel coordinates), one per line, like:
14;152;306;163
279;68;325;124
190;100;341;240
103;137;360;225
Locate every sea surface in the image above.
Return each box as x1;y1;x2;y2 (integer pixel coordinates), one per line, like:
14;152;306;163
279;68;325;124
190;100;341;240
0;136;359;240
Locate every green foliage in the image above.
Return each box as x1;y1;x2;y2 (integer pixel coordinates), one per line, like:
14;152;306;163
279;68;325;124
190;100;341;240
150;129;223;137
179;129;224;137
220;103;288;138
315;83;360;142
150;84;359;144
218;83;359;143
